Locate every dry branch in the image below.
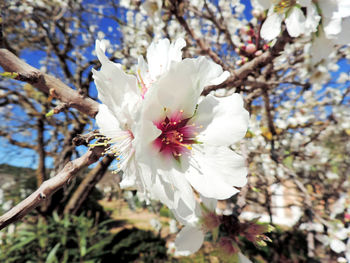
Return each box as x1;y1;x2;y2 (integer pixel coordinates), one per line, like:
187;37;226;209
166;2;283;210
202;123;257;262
63;155;114;215
0;147;105;230
0;49;99;118
203;31;292;95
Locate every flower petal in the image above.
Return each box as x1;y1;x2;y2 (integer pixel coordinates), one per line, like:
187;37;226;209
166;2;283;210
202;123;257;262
323;16;342;37
333;17;350;45
330;238;346;253
200;194;217;211
93;40;140;127
338;0;350;18
254;0;271;10
285;7;306;38
305;3;321;34
95;104;122;138
138;162;196;221
195;93;249;146
238;253;253;263
146;38;186;80
260;9;283;41
186;145;247;199
160;169;196;219
311;31;334;64
175;225;204;255
153;57;228;118
120;158;144;191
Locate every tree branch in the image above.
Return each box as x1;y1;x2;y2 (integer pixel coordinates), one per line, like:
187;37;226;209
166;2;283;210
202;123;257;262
63;155;114;215
0;49;99;118
203;31;292;95
0;146;105;230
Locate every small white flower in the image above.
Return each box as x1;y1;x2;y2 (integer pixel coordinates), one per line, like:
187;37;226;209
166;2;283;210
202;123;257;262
260;0;320;41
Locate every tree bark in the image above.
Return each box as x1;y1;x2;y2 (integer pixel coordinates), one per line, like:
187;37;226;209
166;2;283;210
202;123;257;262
36;117;46;187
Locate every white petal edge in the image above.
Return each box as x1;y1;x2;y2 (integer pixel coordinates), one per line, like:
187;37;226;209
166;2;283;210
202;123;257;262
238;253;253;263
260;10;283;41
186;145;247;200
153;57;227;118
195;93;249;146
93;40;140;127
330;239;346;253
175;225;204;255
285;7;306;38
95;104;122;138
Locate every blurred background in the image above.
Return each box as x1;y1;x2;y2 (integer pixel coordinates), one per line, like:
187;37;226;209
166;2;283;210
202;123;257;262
0;0;349;262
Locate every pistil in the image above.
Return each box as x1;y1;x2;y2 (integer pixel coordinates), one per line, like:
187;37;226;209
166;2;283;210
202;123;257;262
153;110;201;160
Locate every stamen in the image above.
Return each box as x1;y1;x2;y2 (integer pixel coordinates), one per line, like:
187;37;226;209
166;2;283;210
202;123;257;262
153;109;201;160
273;0;295;13
91;130;134;172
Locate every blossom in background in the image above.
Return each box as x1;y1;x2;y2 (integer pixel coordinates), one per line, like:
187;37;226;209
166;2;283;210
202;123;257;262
318;0;350;44
93;37;249;253
253;0;350;63
257;0;320;41
315;222;350;256
310;0;350;63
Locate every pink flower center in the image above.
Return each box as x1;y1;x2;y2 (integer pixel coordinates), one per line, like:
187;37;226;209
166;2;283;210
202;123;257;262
153;110;198;160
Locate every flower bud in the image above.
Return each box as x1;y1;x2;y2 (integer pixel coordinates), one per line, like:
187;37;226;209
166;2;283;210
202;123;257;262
246;43;257;54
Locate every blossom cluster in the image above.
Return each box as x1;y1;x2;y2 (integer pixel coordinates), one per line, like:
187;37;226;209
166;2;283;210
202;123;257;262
92;38;249;254
253;0;350;63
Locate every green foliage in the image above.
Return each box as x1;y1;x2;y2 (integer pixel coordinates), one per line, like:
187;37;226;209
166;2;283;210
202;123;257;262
0;164;108;220
0;164;36;214
159;206;171;218
0;214;169;263
101;228;167;263
0;213;112;263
